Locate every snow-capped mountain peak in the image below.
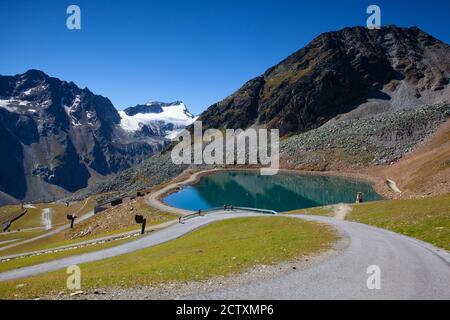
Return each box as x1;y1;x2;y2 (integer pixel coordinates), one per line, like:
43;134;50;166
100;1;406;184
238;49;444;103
118;101;197;139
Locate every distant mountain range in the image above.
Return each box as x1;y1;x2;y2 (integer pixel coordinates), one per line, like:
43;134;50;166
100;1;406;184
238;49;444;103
0;70;195;204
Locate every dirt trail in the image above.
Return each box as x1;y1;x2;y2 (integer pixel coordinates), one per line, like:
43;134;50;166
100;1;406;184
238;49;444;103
332;203;352;220
387;179;402;193
74;198;90;216
0;239;20;246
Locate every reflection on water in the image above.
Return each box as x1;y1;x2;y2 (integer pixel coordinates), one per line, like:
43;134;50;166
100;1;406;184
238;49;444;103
164;171;383;212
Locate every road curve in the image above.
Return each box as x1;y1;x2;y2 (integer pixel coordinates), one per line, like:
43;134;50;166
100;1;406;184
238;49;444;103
186;215;450;300
0;212;449;300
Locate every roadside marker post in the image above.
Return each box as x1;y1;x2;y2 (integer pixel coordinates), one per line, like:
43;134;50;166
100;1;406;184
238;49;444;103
135;214;147;235
67;215;77;229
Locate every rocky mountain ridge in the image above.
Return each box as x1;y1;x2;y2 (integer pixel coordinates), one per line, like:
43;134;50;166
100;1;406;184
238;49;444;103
197;26;450;136
0;71;190;204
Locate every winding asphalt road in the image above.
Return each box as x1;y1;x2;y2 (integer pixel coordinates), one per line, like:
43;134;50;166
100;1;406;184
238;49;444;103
188;215;450;300
0;212;449;299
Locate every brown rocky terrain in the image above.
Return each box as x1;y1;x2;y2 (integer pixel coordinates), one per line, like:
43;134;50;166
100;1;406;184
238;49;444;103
369;119;450;198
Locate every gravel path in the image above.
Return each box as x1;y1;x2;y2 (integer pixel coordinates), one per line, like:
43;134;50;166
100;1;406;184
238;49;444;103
331;203;352;220
0;239;20;246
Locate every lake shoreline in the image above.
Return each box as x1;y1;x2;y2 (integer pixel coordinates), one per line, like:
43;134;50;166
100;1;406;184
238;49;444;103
146;167;393;215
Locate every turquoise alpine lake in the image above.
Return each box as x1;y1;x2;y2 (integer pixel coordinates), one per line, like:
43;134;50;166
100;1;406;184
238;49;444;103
163;171;383;212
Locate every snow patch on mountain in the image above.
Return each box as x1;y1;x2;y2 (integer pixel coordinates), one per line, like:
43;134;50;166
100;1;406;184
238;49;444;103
0;97;29;112
62;95;82;126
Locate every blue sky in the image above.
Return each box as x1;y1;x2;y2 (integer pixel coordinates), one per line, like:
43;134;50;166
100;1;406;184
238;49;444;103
0;0;449;114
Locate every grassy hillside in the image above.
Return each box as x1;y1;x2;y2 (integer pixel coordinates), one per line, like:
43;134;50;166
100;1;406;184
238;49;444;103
1;199;95;231
0;216;337;299
347;195;450;250
286;193;450;250
0;199;174;256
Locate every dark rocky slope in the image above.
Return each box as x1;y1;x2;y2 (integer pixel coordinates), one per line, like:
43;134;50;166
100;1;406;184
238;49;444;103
197;26;450;136
0;70;167;204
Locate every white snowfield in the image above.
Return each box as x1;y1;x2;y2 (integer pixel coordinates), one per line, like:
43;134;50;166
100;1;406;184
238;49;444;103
118;102;197;138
